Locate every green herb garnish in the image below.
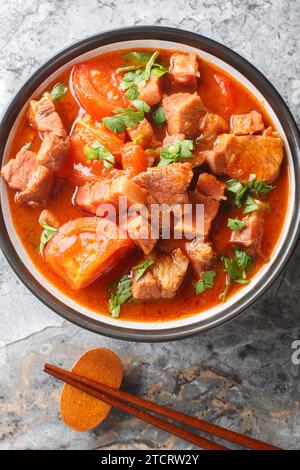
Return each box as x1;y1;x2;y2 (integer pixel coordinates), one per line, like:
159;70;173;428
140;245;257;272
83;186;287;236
158;139;194;166
194;271;216;295
248;174;274;196
108;274;133;318
102;107;144;133
243;195;259;214
153;106;166;126
132;258;154;281
226;174;274;212
227;218;246;232
220;247;253;301
131;99;151;113
39;222;58;255
226;179;248;208
84;141;115;168
50;82;67;100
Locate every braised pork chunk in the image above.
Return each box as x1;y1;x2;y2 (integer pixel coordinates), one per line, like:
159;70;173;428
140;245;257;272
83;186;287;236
185;241;213;278
169;53;199;86
133;162;193;205
1;149;39;191
230;111;264;136
206;134;284;183
163;93;205;138
29;92;67;137
132;249;189;300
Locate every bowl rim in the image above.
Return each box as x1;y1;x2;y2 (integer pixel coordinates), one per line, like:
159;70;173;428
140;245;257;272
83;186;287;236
0;25;299;342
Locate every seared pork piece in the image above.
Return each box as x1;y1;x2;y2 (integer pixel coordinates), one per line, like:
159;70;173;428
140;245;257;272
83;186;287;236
75;176;148;214
230;200;267;260
127;215;157;255
1;149;39;191
109;176;148;206
28;92;66;137
169;53;199;86
185;240;213;277
199;113;229;141
163;133;185;146
75;180;111;214
230;111;264;135
37;133;70;170
196;173;226;200
15;166;54;207
133;162;193;205
127;118;154;148
162;93;205;138
138;75;163;107
132;248;189;300
39;209;60;229
206;134;284;183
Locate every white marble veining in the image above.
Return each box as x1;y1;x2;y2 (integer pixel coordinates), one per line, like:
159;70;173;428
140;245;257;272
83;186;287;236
0;0;300;450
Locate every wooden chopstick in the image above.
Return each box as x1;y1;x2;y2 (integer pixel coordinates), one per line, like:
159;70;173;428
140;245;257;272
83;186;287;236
44;363;280;450
44;363;227;450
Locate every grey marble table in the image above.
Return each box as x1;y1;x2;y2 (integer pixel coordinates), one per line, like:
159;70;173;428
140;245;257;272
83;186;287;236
0;0;300;450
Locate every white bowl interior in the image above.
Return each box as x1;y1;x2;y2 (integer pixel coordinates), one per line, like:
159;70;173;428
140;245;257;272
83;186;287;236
0;39;295;331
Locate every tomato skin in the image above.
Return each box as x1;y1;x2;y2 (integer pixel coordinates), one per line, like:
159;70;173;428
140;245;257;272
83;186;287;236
121;143;148;175
213;73;236;116
72;63;129;120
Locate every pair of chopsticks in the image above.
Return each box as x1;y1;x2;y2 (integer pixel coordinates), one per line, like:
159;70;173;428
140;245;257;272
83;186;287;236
44;363;280;451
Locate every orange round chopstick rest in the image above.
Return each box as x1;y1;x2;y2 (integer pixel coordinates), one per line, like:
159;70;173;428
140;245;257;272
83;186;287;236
60;348;123;431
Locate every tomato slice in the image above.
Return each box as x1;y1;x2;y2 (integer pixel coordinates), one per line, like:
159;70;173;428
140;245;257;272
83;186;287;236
72;62;129;120
213;73;236;116
59;114;125;184
44;217;134;290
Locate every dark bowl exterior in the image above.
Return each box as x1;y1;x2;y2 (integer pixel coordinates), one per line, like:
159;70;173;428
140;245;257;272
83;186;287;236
0;26;299;342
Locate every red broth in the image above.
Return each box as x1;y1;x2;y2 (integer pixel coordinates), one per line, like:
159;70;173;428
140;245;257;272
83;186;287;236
6;49;289;322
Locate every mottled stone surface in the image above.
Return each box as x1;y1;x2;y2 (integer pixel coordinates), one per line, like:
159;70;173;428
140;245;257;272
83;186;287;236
0;0;300;450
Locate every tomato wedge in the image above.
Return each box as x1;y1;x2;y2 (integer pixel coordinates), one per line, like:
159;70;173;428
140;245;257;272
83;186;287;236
44;217;134;290
72;62;129;120
59;114;125;184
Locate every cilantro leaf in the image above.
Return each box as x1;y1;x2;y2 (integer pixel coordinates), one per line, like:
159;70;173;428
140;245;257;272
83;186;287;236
125;86;139;100
123;51;151;63
233;247;252;275
50;82;67;100
227;218;246;232
84;141;115;168
153;106;166;126
194;271;216;295
220;248;253;301
132;258;154;281
226;179;248;208
243;195;259;214
39;222;58;255
108;274;133;318
119;50;167;100
248;174;274;195
132;99;151;113
227;175;274;211
102;107;144;133
158;139;194;166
